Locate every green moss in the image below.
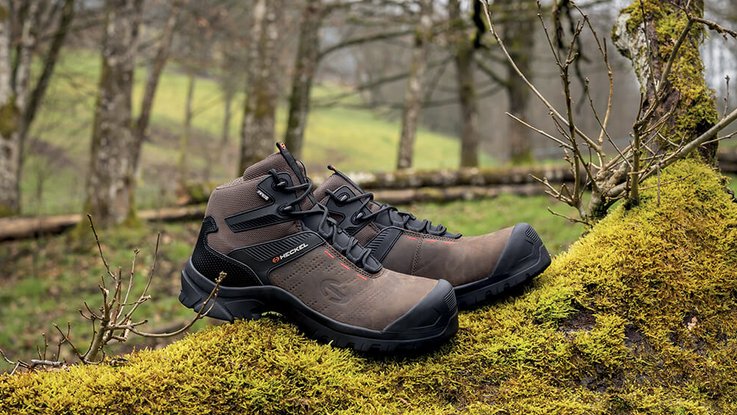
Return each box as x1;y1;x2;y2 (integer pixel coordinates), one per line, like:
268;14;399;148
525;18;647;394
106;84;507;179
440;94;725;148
0;203;15;217
0;99;19;138
2;159;737;413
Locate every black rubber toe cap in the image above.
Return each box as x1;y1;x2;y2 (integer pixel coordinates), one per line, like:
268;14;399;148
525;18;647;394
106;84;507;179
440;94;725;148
490;223;550;281
383;279;457;334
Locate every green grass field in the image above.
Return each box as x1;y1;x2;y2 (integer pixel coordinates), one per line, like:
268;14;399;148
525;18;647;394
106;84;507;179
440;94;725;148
21;49;495;216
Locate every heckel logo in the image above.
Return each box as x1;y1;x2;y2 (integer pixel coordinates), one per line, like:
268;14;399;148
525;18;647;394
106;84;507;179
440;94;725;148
272;243;308;263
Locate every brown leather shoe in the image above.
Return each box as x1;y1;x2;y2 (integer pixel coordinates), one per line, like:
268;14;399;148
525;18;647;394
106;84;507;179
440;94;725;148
313;166;551;309
179;144;458;352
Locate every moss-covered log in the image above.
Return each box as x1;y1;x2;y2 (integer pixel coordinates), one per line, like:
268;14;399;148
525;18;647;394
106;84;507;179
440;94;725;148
2;160;736;413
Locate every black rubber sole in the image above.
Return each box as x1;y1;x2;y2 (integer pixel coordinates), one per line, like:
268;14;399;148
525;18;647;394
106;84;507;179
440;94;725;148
454;223;551;309
179;260;458;353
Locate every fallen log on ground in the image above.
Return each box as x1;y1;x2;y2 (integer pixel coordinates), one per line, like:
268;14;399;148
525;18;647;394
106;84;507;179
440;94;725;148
0;205;206;242
0;183;552;242
178;165;574;205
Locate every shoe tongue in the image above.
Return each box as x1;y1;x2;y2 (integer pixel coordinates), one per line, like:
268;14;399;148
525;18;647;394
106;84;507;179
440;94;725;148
243;143;309;186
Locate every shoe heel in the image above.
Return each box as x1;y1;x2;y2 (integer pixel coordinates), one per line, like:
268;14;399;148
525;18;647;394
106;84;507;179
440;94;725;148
179;265;267;322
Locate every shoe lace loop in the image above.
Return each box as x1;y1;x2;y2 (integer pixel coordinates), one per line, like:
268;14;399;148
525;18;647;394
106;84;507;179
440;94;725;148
268;170;379;272
327;189;451;236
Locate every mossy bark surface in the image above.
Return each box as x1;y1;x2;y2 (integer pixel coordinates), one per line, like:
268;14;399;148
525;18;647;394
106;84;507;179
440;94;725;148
84;0;143;228
0;6;19;217
239;0;283;173
284;0;324;159
2;160;737;413
612;0;719;161
396;0;433;170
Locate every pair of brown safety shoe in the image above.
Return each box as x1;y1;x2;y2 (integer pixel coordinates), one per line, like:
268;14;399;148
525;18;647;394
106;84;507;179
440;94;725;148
179;144;550;353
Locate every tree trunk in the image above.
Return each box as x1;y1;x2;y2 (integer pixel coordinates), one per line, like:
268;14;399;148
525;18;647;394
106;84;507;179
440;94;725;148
179;72;196;185
132;4;179;179
613;0;719;163
396;0;433;170
220;86;234;165
239;0;283;173
284;0;323;158
84;0;143;227
500;0;535;165
449;0;479;168
0;0;75;217
0;1;20;216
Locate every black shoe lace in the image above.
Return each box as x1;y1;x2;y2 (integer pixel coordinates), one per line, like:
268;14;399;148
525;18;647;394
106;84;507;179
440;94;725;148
268;170;380;272
326;188;454;237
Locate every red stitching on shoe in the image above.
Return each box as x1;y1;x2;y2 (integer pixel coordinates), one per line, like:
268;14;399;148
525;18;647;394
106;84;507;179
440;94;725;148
339;263;350;270
324;250;335;259
356;274;367;281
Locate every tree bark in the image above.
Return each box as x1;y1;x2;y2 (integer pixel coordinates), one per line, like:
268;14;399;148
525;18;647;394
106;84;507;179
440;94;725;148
396;0;433;170
613;0;719;163
220;86;234;164
499;0;535;165
84;0;143;227
178;71;196;185
0;0;21;216
238;0;283;173
132;4;179;179
284;0;323;158
449;0;480;168
0;0;75;217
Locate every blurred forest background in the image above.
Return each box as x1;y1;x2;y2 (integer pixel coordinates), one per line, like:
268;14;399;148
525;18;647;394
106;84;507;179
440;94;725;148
0;0;736;366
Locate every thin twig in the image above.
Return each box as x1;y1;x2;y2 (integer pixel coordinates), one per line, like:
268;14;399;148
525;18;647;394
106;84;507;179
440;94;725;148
131;272;226;338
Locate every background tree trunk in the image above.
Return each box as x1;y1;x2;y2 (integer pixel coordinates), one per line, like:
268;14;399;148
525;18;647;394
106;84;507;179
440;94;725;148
449;0;480;168
613;0;719;163
133;4;179;179
500;0;535;165
284;0;323;158
178;71;196;185
220;86;234;165
396;0;433;170
0;0;75;217
0;1;20;216
84;0;143;227
238;0;283;173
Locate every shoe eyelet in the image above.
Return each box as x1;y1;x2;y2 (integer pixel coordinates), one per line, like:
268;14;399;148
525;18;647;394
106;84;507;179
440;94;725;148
277;205;294;215
351;211;365;225
334;193;350;206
